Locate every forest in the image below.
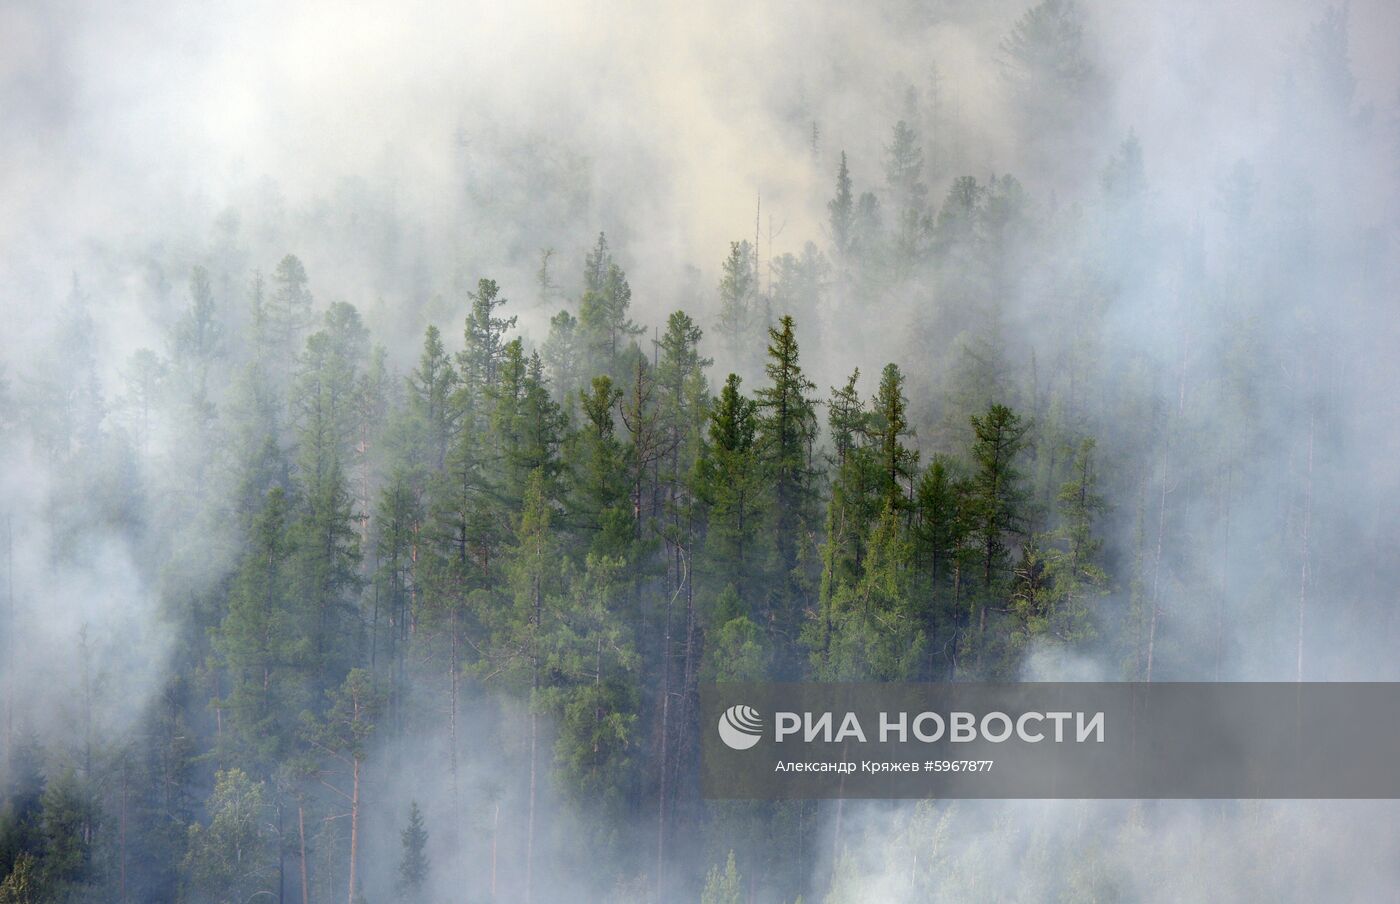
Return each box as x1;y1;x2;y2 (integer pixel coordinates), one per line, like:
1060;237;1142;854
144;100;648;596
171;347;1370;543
2;0;1399;902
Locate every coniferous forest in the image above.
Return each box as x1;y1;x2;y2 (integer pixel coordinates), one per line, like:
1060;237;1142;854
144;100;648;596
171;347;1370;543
2;1;1400;901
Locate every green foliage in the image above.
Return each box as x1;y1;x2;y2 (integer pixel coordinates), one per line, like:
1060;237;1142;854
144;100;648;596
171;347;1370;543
700;850;742;904
580;261;643;378
180;769;274;904
406;324;460;472
397;801;430;897
754;315;820;634
828;152;855;258
305;668;384;766
461;278;518;392
697;375;763;607
215;486;304;771
717;240;758;365
7;167;1156;898
0;853;41;904
37;768;95;892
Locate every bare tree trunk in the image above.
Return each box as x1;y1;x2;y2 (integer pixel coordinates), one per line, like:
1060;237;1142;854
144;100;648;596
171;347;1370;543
347;758;360;904
491;802;499;900
526;706;537;904
119;759;128;904
276;800;285;904
1147;327;1189;682
1215;461;1233;681
526;551;542;904
830;793;845;885
657;594;673;899
3;515;12;782
299;803;310;904
1145;456;1168;682
1297;407;1314;682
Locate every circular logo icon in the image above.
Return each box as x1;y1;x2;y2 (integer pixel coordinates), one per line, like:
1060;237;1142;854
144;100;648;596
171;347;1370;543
717;704;764;750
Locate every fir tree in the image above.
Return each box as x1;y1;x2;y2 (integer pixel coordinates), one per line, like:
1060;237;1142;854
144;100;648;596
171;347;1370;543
406;325;460;472
965;404;1030;669
754;315;819;630
700;850;742;904
717;241;758;368
460;278;517;395
828;152;855;258
579;262;643;378
396;801;429;898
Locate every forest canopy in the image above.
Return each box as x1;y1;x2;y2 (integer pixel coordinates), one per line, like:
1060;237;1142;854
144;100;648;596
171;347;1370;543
2;0;1399;902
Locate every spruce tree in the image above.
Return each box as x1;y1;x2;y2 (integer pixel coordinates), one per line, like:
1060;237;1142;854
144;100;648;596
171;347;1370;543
717;241;757;368
406;325;460;472
215;487;301;771
828;152;855;258
754;315;819;630
396;801;429;898
868;363;918;509
579;262;642;378
965;404;1030;668
701;850;742;904
460;278;517;394
696;375;762;607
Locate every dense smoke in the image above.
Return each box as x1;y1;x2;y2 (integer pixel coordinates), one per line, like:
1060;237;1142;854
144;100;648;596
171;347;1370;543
2;0;1399;902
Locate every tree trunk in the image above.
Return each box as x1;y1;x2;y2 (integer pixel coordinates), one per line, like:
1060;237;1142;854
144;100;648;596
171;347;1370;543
526;706;537;904
657;588;672;899
348;758;360;904
1147;327;1188;682
275;800;284;904
3;516;12;776
119;760;128;904
299;803;310;904
491;802;499;901
1297;407;1314;682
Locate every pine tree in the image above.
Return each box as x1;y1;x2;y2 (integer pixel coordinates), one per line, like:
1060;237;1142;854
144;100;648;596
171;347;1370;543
754;315;819;632
819;501;925;681
911;456;968;677
999;0;1099;136
493;345;565;508
1012;437;1107;651
396;801;429;898
544;555;637;824
172;265;223;381
769;243;829;330
828;152;855;258
406;325;460;472
303;669;383;904
542;309;582;410
37;767;96;893
568;376;631;559
583;232;611;295
215;487;302;772
827;370;865;470
884;121;925;203
292;448;362;685
0;852;40;904
716;241;757;368
868;363;918;509
700;850;742;904
269;254;314;360
374;469;421;734
579;262;643;378
965;404;1030;668
460;278;517;394
696;375;762;607
497;470;565;904
816;372;881;653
